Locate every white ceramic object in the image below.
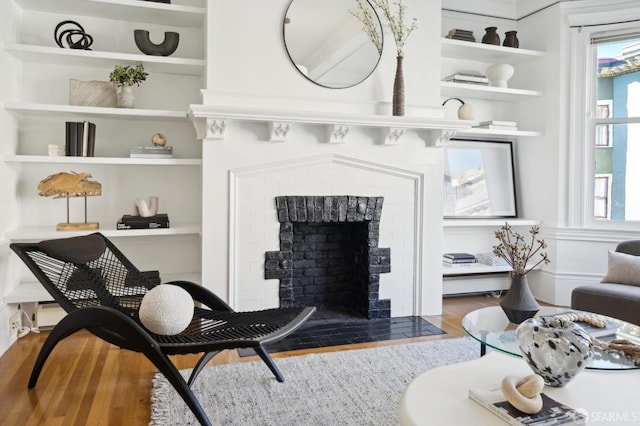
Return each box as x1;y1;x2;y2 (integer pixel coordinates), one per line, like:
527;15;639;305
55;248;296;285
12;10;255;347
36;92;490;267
132;196;159;217
485;63;515;88
516;316;593;387
457;103;475;120
116;85;135;108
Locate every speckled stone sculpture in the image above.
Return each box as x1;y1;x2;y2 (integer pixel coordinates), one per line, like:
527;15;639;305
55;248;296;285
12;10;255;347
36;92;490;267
516;316;593;387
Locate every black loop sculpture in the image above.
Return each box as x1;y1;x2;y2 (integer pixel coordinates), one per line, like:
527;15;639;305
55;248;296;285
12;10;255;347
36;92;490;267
54;20;94;50
134;30;179;56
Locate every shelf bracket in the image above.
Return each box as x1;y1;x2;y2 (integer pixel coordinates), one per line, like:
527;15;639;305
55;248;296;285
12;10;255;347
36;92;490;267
325;124;350;144
206;118;227;140
425;129;458;147
268;122;292;142
382;127;405;145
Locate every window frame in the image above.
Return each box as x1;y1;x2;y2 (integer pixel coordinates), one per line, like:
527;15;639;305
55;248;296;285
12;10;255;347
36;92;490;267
569;21;640;230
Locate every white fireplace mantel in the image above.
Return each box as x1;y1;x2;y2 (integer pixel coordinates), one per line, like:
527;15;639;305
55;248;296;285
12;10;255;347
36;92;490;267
188;104;475;146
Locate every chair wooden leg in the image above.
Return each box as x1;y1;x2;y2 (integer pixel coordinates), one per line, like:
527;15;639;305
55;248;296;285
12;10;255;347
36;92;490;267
254;346;284;382
28;313;86;388
143;346;212;426
187;351;220;386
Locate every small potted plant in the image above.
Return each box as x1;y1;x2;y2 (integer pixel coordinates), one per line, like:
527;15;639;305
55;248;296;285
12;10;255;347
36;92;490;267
109;64;148;108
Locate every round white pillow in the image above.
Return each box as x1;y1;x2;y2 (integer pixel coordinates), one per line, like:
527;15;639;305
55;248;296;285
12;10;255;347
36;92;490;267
139;284;194;335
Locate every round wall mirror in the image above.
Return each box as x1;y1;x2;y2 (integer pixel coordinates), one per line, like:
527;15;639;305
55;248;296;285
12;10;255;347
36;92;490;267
283;0;383;89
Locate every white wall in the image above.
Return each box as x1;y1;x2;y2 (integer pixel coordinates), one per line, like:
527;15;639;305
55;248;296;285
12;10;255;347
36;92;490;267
0;0;22;356
199;0;446;316
204;0;442;116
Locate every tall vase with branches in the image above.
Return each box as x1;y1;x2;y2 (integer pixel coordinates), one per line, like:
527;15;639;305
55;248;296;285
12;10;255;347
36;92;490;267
493;223;551;324
370;0;417;116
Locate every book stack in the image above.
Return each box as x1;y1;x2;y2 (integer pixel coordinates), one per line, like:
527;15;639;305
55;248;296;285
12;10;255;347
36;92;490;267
65;121;96;157
117;213;170;230
473;120;518;131
130;145;174;159
443;252;478;265
469;387;586;425
446;28;476;42
443;73;489;85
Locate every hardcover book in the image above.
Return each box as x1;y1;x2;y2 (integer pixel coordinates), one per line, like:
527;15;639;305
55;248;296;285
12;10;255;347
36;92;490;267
469;387;586;425
120;213;169;224
443;252;477;260
117;222;169;230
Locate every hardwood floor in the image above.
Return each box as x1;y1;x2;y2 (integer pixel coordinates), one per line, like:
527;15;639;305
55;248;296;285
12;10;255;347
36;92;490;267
0;295;501;425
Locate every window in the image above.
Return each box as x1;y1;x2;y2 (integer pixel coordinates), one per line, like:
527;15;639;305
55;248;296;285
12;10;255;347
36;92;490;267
591;34;640;222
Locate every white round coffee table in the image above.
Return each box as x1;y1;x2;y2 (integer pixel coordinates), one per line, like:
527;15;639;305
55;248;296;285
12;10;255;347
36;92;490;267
399;350;640;425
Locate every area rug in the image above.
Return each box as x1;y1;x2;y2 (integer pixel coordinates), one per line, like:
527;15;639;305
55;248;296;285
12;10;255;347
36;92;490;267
150;337;480;425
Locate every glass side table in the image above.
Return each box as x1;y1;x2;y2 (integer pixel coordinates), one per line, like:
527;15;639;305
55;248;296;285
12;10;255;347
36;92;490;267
462;306;640;370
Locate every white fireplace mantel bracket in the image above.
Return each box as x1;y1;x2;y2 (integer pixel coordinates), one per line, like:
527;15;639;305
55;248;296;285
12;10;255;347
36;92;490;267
188;105;475;145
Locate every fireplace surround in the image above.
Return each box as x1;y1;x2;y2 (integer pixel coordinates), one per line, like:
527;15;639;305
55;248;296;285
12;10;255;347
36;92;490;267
265;196;391;319
189;105;469;317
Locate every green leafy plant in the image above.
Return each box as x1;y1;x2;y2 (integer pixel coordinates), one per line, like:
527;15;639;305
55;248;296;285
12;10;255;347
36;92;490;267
493;223;550;275
109;64;148;87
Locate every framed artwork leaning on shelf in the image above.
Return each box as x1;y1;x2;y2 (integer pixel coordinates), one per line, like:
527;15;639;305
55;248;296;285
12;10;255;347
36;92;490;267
443;139;517;219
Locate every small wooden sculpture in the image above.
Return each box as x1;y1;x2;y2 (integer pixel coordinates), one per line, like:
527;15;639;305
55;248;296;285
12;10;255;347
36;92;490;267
501;374;544;414
38;171;102;231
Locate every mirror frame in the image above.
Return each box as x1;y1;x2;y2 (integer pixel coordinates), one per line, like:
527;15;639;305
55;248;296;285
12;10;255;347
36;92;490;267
443;140;518;219
282;0;383;89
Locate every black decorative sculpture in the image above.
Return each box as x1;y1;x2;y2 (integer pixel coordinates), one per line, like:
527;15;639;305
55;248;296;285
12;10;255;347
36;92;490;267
134;30;179;56
54;21;93;50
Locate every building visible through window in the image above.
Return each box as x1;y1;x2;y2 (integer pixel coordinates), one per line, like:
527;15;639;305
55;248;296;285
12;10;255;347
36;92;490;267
594;37;640;221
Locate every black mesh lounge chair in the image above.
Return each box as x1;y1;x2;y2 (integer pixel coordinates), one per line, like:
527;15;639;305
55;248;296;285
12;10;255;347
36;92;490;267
10;233;315;426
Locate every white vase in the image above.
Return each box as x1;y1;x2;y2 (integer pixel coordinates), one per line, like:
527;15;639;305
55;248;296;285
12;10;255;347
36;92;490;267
116;85;135;108
485;63;515;88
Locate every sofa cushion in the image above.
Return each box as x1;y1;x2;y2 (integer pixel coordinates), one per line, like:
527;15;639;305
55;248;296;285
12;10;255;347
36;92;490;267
601;250;640;287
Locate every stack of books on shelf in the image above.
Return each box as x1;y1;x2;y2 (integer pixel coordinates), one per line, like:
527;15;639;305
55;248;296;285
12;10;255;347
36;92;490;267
65;121;96;157
130;145;173;159
443;73;488;85
469;386;586;425
117;213;170;230
446;28;476;42
443;252;478;266
473;120;518;131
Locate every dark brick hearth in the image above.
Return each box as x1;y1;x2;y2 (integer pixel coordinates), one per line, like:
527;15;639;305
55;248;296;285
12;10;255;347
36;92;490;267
265;196;391;319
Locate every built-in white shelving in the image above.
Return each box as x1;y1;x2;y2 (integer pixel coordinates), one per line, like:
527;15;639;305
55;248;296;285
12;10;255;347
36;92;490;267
14;0;206;28
3;155;202;166
6;223;201;241
455;128;543;138
442;263;514;276
3;44;205;76
440;81;543;102
4;102;188;121
441;38;545;64
443;219;540;227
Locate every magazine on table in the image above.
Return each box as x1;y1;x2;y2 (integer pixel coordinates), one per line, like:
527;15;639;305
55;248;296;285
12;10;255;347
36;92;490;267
469;386;586;425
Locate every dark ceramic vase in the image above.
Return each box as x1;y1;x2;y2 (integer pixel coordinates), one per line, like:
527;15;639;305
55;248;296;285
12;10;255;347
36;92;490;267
393;56;405;116
503;31;519;48
499;274;540;324
482;27;500;45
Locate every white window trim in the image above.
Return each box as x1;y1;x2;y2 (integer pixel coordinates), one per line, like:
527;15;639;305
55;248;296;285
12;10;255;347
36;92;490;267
567;3;640;230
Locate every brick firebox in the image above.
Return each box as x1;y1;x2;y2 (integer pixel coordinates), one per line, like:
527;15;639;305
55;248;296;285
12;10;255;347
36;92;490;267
264;195;391;319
